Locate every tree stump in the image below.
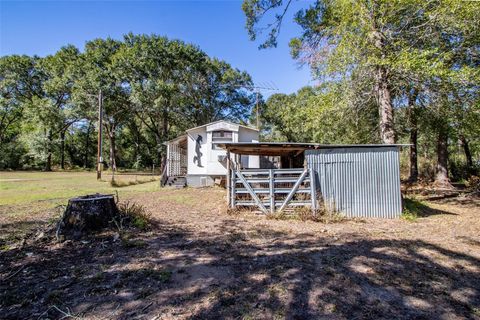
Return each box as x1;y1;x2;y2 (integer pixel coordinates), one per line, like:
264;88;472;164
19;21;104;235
57;194;119;240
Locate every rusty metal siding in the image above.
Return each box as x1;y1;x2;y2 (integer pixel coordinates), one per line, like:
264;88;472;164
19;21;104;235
305;147;402;218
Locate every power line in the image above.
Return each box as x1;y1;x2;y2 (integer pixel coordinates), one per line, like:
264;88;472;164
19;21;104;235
251;82;278;130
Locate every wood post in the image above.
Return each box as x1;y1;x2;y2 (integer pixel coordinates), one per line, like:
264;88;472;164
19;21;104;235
96;89;103;180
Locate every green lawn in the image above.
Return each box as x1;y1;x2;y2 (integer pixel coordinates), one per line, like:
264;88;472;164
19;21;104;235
0;171;160;206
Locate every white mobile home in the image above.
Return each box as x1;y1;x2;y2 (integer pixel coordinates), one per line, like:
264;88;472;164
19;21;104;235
163;120;259;187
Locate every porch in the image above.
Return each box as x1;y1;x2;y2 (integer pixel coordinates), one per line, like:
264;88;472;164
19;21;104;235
162;135;187;187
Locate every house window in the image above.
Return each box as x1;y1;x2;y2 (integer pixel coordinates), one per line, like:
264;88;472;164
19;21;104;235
212;130;233;150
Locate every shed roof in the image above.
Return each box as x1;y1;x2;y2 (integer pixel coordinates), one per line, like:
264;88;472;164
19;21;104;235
218;142;408;156
165;134;187;144
165;120;258;144
186;120;258;132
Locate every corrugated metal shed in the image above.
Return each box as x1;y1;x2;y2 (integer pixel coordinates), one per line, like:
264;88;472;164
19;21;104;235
305;146;402;219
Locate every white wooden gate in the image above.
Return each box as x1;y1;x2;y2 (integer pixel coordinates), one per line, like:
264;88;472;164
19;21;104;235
229;168;317;214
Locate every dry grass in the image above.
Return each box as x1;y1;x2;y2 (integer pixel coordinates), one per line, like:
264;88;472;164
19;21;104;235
110;177;157;188
0;173;479;319
265;206;346;223
0;171;160;206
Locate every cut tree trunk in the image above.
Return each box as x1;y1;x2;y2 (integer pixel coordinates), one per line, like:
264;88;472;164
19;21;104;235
57;194;118;240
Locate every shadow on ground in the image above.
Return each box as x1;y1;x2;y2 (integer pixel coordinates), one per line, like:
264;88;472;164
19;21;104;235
403;197;458;217
1;216;479;320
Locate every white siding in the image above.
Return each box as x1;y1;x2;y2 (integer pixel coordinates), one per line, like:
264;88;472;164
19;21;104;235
238;126;259;169
187;127;207;175
186;121;259;175
206;127;230;175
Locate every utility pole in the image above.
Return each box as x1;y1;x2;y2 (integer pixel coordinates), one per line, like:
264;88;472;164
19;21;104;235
256;90;260;129
218;81;277;131
251;82;278;131
96;89;103;180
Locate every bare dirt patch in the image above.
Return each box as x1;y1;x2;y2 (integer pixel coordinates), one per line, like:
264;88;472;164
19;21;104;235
1;187;479;319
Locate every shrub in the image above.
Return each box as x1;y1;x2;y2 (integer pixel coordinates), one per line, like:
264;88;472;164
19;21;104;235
449;158;475;182
0;140;27;170
401;198;427;221
116;201;151;230
401;208;418;222
418;158;436;182
466;176;480;193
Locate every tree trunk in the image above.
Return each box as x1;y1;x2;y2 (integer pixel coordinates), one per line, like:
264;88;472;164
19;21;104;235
84;122;91;168
45;130;53;172
66;144;77;166
459;135;473;169
407;90;419;182
155;134;163;170
375;66;395;144
130;123;140;169
160;106;169;171
435;129;450;186
371;28;395;144
109;135;117;171
409;129;419;182
108;126;117;172
60;130;66;170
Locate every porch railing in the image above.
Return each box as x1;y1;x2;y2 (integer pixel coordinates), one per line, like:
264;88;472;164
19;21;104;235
167;143;187;177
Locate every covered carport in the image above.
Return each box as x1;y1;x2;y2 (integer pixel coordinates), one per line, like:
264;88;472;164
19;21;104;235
219;142;321;214
220;142;404;218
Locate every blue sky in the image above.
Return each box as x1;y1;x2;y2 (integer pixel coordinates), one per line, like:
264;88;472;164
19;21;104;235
0;0;315;96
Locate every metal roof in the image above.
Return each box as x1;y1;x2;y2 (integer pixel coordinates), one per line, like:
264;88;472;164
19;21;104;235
185;120;259;132
165;120;258;144
219;142;409;156
164;134;187;145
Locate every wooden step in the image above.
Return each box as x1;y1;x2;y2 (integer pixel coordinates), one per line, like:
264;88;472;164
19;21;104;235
164;176;187;188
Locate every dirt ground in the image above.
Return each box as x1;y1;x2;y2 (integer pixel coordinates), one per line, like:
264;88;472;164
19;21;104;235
1;187;479;320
